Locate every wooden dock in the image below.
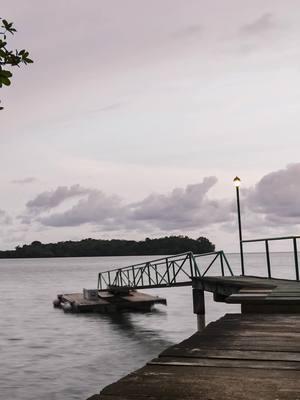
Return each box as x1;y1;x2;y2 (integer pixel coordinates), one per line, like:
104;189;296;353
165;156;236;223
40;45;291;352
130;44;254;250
194;276;300;313
95;313;300;400
86;275;300;400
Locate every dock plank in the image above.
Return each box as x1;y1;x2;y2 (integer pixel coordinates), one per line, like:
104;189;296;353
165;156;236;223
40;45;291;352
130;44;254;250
100;364;300;400
149;356;300;370
160;348;300;362
99;313;300;399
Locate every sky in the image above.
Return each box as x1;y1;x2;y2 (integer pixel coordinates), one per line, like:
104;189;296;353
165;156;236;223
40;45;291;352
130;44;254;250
1;0;300;251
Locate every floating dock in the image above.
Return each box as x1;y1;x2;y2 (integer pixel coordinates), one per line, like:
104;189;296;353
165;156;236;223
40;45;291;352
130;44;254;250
53;287;167;313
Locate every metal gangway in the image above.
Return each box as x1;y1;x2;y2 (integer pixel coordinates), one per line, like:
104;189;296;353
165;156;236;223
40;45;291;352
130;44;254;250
97;251;233;291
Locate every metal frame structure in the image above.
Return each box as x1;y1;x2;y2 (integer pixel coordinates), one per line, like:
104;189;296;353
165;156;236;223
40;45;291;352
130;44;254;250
97;251;233;290
242;235;300;281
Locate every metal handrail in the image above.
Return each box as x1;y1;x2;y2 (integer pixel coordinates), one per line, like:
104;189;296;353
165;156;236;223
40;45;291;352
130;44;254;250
241;235;300;281
103;251;194;274
97;250;233;290
243;235;300;243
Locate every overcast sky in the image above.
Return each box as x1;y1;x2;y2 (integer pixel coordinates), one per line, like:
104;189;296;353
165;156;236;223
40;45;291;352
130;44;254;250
1;0;300;251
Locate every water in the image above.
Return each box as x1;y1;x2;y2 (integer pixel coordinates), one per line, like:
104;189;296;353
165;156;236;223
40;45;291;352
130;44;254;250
0;253;297;400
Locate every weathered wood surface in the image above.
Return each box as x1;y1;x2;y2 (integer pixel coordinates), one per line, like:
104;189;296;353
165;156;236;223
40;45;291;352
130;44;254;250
56;290;166;313
97;313;300;400
63;293;109;306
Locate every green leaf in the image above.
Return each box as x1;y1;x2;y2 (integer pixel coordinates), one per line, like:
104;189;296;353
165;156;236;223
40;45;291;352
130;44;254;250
0;16;33;108
0;69;12;78
1;20;16;35
0;76;11;86
24;57;33;64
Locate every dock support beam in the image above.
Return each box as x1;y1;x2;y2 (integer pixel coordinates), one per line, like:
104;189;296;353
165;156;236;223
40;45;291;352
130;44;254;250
193;288;205;315
193;288;206;331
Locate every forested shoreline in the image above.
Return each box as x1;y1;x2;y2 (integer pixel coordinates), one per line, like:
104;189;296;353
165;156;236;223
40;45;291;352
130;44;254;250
0;235;215;258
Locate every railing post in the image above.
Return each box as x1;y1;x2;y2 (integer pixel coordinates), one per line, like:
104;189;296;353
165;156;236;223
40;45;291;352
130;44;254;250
166;258;170;284
193;254;201;277
265;240;271;278
132;266;136;286
172;261;176;284
127;270;130;286
108;271;111;286
98;273;101;290
147;262;151;286
155;265;159;285
220;252;225;276
293;238;299;281
189;252;194;277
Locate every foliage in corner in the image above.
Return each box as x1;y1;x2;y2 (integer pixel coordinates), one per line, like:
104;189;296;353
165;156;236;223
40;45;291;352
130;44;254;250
0;17;33;109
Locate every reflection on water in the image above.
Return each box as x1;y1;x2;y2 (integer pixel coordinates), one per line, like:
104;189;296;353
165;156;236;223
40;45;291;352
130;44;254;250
0;253;295;400
82;308;173;352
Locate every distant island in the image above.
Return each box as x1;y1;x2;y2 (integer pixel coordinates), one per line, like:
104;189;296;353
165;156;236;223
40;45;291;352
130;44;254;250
0;235;215;258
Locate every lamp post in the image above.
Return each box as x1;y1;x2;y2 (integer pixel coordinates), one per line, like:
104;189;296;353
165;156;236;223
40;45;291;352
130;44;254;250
233;176;245;275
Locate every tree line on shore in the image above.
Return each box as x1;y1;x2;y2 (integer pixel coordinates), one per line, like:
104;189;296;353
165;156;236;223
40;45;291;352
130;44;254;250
0;235;215;258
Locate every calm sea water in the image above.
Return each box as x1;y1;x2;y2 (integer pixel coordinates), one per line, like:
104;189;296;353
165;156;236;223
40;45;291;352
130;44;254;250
0;252;298;400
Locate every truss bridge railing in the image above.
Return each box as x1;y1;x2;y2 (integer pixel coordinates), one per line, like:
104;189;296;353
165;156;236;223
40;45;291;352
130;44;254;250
97;250;233;290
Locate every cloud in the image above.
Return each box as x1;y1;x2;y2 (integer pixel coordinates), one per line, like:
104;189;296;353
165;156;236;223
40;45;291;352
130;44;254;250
92;102;122;114
15;164;300;244
21;165;300;237
171;24;203;40
0;209;13;225
129;177;232;230
26;184;94;214
11;177;37;184
240;13;277;36
246;163;300;226
22;177;233;232
40;191;122;227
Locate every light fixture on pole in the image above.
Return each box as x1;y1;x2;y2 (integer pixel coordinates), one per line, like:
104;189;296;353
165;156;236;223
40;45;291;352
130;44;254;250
233;176;245;275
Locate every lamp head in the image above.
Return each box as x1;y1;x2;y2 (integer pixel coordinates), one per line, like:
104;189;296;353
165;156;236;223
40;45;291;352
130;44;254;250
233;176;241;187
